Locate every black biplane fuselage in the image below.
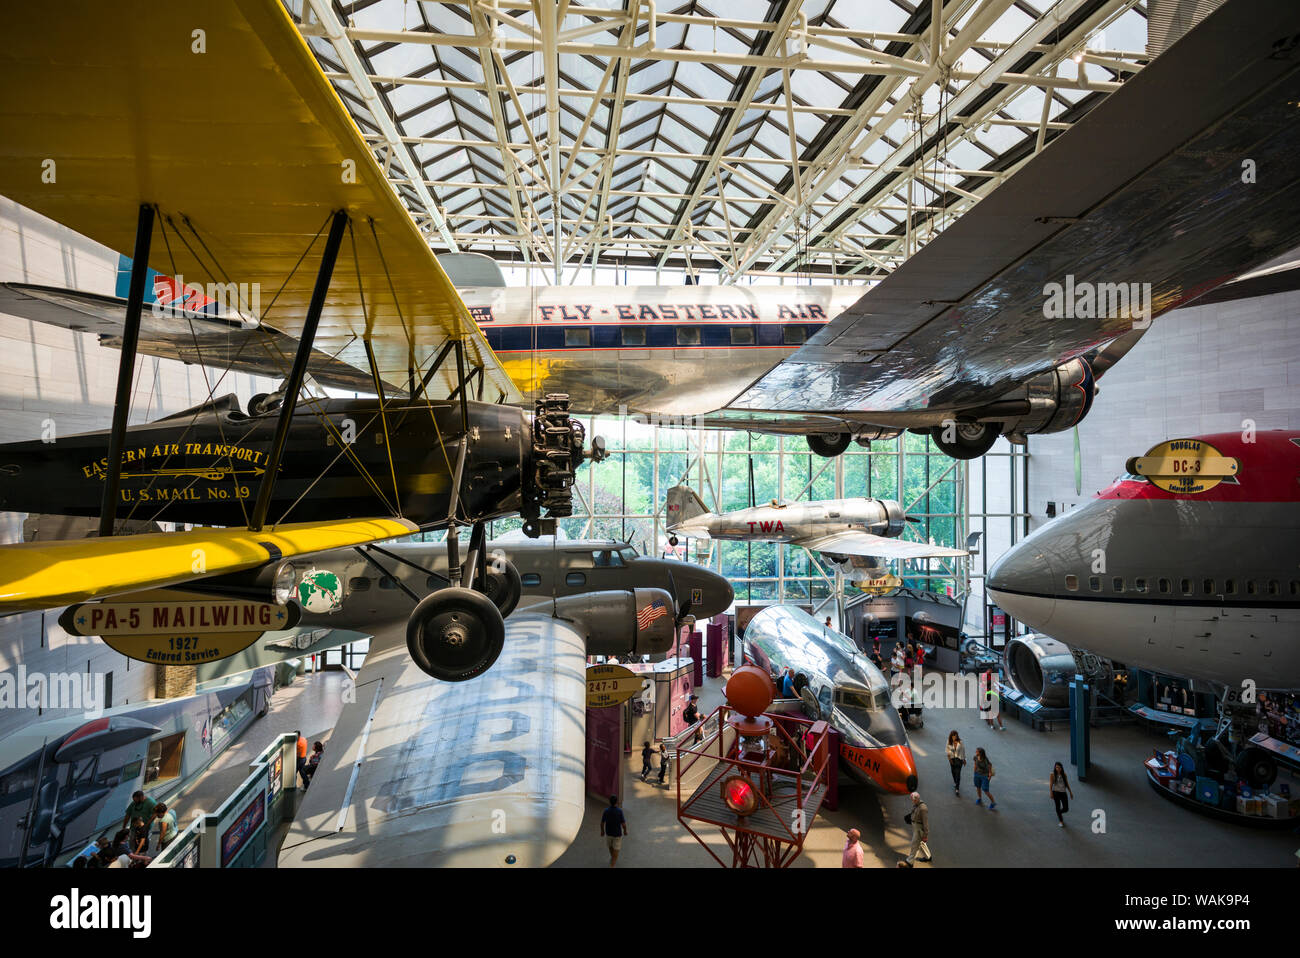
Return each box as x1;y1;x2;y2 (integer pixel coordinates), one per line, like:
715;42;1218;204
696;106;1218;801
0;395;539;530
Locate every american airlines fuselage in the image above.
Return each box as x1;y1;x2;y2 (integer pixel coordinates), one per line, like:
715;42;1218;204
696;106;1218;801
987;432;1300;690
741;604;918;794
460;285;859;418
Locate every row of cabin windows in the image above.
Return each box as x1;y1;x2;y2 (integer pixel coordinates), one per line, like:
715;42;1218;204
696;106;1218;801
1063;574;1299;597
346;571;585;591
343;548;632;592
564;325;808;349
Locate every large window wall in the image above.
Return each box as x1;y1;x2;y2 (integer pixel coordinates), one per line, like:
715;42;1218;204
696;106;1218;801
485;417;970;623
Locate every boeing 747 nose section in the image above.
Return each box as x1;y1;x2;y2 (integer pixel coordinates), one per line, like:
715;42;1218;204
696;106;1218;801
987;431;1300;689
987;527;1061;632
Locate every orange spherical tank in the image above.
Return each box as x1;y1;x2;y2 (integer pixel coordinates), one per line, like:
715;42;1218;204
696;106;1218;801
726;665;776;717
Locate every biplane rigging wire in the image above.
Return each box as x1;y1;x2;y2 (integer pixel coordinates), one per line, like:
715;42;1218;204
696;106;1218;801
120;210;334;527
117;208;271;528
123;211;405;527
175;211;406;523
365;216;460;502
349;218;403;517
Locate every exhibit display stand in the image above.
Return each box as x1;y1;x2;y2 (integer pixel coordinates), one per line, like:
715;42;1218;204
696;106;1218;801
1069;675;1091;780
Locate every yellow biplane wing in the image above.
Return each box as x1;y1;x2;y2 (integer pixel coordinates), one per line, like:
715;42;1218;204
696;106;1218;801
0;517;417;613
0;0;519;403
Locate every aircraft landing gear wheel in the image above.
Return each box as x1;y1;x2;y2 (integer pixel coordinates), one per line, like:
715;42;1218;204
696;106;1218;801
247;392;283;417
481;560;523;618
807;432;851;458
929;421;1000;459
406;587;505;682
668;535;679;547
1236;748;1277;788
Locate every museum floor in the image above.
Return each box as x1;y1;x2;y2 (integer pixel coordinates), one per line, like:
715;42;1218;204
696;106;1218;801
553;673;1300;869
180;668;1297;868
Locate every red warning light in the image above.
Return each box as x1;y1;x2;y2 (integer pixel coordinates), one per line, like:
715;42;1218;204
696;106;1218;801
721;775;759;816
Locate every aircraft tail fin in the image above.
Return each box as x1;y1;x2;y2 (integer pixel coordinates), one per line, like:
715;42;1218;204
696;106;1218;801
666;485;711;529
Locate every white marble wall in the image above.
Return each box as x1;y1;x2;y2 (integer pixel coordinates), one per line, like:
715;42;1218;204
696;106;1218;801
1024;288;1300;528
0;199;276;737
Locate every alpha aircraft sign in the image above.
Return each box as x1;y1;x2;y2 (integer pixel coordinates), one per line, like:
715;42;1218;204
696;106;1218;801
59;592;299;665
859;574;902;595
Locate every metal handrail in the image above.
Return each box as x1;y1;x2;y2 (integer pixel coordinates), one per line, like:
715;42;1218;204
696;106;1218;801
676;704;830;844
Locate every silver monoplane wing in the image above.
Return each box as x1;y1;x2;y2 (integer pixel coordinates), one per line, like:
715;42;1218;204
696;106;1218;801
724;0;1300;420
798;530;967;561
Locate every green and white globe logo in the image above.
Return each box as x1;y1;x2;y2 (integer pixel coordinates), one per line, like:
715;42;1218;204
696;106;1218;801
297;570;343;614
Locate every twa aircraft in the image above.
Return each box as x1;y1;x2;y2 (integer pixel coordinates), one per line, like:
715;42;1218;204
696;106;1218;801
6;1;1300;461
665;485;965;581
987;431;1300;692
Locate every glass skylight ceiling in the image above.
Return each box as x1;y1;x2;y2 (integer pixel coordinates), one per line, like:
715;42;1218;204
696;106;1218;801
286;0;1151;282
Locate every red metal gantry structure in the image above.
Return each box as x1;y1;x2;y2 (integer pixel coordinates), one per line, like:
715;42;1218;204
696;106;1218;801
676;666;832;867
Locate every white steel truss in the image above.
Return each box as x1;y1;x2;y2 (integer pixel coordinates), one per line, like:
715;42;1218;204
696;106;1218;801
288;0;1151;281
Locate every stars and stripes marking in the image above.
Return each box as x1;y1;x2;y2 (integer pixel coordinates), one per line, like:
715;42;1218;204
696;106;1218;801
637;599;669;630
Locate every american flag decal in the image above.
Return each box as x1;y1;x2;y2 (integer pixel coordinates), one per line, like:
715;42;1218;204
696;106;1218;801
637;599;669;630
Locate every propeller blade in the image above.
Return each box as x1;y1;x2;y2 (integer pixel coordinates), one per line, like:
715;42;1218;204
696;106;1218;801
1073;426;1082;497
1085;326;1150;379
665;565;693;627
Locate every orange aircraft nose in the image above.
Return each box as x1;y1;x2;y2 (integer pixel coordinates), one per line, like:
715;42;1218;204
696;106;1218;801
841;742;919;793
876;744;919;795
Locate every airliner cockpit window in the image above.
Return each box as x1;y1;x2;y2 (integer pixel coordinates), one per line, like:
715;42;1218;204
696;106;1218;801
618;547;638;562
835;688;876;711
593;550;624;567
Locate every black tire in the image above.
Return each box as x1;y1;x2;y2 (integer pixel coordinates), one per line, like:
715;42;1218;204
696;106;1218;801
406;587;506;682
668;535;679;547
1236;748;1277;788
247;392;281;417
929;421;1000;459
807;432;851;458
481;560;523;618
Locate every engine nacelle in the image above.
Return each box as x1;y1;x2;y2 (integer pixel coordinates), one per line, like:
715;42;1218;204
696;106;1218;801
876;498;906;538
998;358;1096;438
1003;634;1077;708
520;588;677;657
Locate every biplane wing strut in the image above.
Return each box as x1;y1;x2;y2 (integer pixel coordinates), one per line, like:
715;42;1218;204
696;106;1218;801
249;209;348;532
99;204;155;538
